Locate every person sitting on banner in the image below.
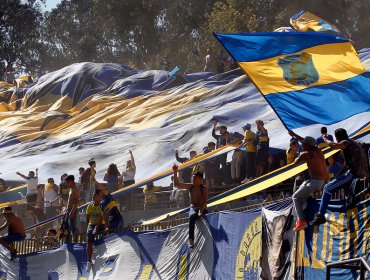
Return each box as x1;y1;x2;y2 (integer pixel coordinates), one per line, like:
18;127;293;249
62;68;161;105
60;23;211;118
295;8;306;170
311;128;369;226
0;206;26;260
289;131;329;232
172;164;208;248
86;189;106;271
100;186;124;233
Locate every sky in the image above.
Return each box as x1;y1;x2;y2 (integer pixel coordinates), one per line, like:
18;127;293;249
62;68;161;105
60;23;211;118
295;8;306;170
42;0;61;11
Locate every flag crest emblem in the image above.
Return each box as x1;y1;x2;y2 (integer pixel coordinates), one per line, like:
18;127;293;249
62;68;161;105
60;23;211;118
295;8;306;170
278;52;319;86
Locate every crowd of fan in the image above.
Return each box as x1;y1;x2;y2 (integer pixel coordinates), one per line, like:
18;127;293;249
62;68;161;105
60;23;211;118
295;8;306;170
0;121;369;262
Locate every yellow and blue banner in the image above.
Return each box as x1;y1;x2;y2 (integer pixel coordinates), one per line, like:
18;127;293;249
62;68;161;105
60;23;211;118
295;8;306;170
214;32;370;129
290;10;339;33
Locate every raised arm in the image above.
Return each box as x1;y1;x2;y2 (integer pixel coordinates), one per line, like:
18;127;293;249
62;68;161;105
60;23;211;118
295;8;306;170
129;150;135;168
172;164;192;190
175;150;188;163
324;137;347;150
16;172;28;180
289;131;304;143
212;120;219;140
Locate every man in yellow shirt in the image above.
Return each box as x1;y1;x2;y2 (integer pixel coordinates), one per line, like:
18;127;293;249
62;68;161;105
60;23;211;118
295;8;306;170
242;124;256;183
286;139;300;164
85;189;106;270
143;182;161;210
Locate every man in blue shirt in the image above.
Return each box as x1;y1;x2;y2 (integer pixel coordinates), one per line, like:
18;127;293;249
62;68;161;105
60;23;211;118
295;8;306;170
316;127;334;149
100;188;124;233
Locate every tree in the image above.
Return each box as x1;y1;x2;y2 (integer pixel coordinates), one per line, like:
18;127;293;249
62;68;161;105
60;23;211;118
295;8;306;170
0;0;45;78
205;0;370;50
41;0;117;72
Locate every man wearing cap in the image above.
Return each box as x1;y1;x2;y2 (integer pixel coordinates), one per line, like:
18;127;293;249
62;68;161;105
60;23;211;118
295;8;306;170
0;206;26;260
172;164;208;248
289;131;329;231
65;175;80;239
311;128;368;226
242;123;256;183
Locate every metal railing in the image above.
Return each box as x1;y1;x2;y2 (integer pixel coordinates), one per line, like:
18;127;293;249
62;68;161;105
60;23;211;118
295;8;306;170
11;179;369;257
13;194;287;256
326;257;370;280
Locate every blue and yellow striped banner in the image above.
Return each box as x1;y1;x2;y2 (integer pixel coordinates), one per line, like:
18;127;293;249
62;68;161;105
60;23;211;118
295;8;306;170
215;32;370;129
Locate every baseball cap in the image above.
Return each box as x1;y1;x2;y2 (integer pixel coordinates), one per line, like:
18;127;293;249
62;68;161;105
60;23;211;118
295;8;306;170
242;123;251;129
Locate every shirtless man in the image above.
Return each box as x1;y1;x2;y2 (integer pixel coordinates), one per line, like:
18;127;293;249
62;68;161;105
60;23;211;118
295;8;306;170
0;206;26;260
289;131;329;231
172;164;208;248
65;175;80;239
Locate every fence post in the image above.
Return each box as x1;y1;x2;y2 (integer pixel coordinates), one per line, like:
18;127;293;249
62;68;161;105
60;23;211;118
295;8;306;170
326;265;331;280
360;261;365;280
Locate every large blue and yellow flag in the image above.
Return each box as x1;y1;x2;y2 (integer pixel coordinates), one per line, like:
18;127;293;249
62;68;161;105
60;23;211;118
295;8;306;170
215;32;370;129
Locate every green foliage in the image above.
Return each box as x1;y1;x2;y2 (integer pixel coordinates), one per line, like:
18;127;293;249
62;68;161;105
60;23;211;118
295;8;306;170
0;0;45;77
1;0;370;77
